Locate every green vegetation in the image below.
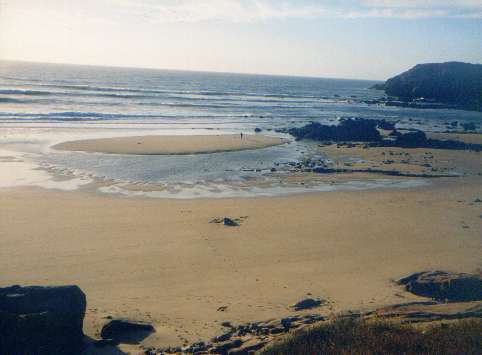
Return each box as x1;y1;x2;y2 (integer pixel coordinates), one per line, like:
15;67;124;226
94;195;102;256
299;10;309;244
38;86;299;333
261;317;482;355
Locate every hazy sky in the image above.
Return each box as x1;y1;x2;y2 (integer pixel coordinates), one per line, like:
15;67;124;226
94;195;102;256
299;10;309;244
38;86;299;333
1;0;481;79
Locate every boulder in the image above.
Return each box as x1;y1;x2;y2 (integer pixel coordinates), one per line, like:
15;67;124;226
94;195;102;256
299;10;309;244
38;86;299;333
398;271;482;302
254;127;263;133
100;319;154;342
288;118;382;143
0;285;86;355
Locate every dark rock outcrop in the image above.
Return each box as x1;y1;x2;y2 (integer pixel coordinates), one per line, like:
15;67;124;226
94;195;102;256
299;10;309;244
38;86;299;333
0;285;86;355
398;271;482;302
100;319;154;342
287;116;482;152
288;118;482;151
288;118;382;142
381;62;482;111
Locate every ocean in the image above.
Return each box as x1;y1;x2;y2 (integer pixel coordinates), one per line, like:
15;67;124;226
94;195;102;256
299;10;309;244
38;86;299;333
2;61;480;128
0;61;479;197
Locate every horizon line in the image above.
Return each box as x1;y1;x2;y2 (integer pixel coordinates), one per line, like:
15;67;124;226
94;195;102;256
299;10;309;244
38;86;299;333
0;58;385;82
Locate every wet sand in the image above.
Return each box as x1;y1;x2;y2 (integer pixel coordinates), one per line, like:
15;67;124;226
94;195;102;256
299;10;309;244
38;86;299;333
427;131;482;145
316;143;482;176
53;134;289;155
1;177;481;351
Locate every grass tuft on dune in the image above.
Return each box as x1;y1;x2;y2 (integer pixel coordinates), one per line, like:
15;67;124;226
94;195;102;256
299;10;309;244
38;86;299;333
261;318;482;355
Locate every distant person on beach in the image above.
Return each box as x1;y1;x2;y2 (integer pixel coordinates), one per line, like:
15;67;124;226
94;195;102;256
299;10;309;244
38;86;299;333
240;132;243;140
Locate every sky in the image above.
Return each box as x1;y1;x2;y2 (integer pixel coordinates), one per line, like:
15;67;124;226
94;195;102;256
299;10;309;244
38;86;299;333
0;0;481;80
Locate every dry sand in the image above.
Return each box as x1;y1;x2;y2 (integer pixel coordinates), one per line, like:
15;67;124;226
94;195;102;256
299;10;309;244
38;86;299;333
53;134;289;155
1;177;481;351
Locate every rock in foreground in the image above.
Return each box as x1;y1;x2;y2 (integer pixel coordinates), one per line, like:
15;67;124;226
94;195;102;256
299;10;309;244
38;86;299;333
0;285;86;355
398;271;482;302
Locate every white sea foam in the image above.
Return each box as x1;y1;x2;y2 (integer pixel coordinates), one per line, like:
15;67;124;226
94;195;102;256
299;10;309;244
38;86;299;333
98;179;429;199
0;150;91;190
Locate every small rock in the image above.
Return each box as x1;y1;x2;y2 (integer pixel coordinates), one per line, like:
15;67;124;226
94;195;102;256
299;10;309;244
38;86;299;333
254;127;262;133
212;339;243;354
213;331;232;342
303;314;325;322
270;327;285;334
223;218;239;227
292;298;323;310
185;341;208;353
281;316;301;329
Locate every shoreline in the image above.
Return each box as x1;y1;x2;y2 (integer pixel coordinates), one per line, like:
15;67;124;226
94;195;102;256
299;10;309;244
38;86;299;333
52;134;290;155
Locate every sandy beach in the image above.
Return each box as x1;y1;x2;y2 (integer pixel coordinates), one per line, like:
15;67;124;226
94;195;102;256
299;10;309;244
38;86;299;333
53;134;289;155
1;127;482;354
1;174;481;352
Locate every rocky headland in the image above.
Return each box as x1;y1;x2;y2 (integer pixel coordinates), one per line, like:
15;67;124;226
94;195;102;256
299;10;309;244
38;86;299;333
371;62;482;112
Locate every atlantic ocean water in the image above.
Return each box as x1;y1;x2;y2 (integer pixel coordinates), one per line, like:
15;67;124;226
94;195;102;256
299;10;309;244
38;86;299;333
3;60;482;126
